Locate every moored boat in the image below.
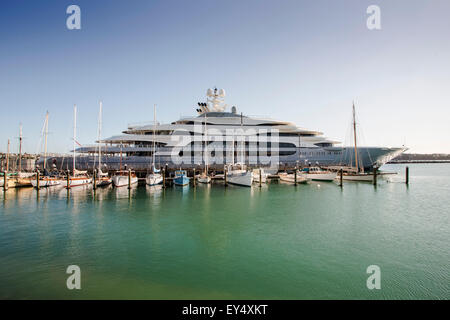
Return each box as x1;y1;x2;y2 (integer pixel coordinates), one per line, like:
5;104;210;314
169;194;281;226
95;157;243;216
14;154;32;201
252;168;268;184
301;167;336;181
174;170;189;186
112;170;138;187
226;164;253;187
278;172;308;184
145;105;163;186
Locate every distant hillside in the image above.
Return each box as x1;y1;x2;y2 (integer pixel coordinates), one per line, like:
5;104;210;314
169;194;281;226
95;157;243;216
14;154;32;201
390;153;450;163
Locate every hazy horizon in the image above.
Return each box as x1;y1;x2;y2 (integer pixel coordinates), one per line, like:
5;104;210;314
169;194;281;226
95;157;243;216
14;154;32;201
1;0;449;154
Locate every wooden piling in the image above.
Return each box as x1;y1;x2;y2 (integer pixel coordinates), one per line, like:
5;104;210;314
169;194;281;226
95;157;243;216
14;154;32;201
294;169;297;186
373;166;377;185
259;168;262;188
193;169;196;187
224;166;228;186
93;169;97;190
66;170;70;189
162;168;166;188
339;168;343;187
128;169;131;189
406;166;409;185
3;171;7;191
36;170;40;189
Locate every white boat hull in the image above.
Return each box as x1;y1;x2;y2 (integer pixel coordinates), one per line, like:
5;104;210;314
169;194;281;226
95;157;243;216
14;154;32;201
227;171;253;187
31;178;61;188
303;172;337;181
197;176;211;184
112;175;138;187
278;173;308;184
340;174;374;182
61;177;92;188
146;174;163;186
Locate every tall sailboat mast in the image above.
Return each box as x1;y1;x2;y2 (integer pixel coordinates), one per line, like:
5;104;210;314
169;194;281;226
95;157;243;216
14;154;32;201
6;139;10;172
240;112;244;164
43;112;49;170
97;101;103;170
204;113;208;174
18;124;23;172
73;105;77;173
352;102;359;173
152;104;156;171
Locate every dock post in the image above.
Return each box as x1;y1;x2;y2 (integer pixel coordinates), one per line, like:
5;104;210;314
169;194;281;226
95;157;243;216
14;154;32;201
294;169;297;186
406;166;409;185
373;166;377;186
36;170;40;189
128;169;131;189
66;170;70;189
3;171;7;191
339;168;343;187
162;169;166;188
93;169;97;190
193;169;196;187
224;166;227;187
259;168;262;188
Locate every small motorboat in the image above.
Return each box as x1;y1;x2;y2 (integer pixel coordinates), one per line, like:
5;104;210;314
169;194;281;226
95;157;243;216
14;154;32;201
174;170;189;186
112;170;138;187
301;167;337;181
278;172;308;184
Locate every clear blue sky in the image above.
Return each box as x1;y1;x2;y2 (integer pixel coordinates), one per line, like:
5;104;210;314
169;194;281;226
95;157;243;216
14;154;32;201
1;0;449;154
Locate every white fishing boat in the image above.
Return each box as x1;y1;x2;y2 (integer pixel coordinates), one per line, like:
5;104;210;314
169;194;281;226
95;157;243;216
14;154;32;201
146;105;163;186
112;170;138;187
301;167;336;181
94;102;112;187
278;172;308;184
61;105;92;188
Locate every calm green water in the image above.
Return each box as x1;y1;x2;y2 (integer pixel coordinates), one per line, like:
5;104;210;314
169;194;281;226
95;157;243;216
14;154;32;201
0;164;449;299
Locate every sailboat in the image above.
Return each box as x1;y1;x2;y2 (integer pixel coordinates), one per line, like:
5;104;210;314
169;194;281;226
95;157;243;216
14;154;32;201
197;113;211;184
61;105;92;188
339;103;374;182
0;139;18;188
13;124;35;187
112;143;138;187
31;112;60;188
226;113;253;187
94;101;112;187
146;105;163;186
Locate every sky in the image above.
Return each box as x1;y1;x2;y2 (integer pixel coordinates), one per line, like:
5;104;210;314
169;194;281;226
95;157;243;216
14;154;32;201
0;0;449;154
